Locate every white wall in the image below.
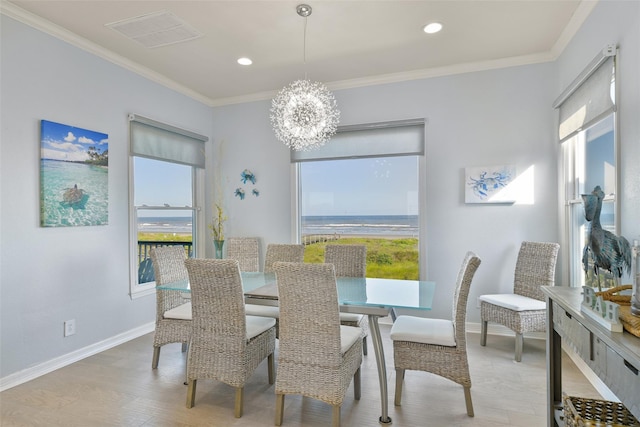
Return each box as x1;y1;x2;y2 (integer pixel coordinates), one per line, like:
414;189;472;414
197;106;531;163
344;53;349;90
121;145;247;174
212;62;560;322
0;16;213;380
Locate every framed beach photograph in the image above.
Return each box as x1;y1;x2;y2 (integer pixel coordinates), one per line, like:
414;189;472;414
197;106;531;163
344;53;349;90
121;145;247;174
40;120;109;227
465;165;516;204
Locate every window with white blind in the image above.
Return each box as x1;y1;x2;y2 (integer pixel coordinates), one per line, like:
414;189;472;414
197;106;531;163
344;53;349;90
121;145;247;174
293;119;426;280
128;115;207;298
555;46;618;288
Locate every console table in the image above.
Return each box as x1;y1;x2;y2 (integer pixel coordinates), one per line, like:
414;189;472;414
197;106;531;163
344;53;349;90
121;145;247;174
542;286;640;426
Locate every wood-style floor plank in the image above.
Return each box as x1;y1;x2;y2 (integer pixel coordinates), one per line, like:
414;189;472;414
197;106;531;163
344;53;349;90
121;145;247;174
1;326;600;427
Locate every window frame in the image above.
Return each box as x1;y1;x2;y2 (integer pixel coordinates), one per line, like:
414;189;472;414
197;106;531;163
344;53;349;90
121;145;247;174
291;120;428;280
562;116;619;288
127;115;207;299
555;45;619;288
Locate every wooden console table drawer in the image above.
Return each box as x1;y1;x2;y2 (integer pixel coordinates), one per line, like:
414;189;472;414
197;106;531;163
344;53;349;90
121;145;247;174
542;286;640;426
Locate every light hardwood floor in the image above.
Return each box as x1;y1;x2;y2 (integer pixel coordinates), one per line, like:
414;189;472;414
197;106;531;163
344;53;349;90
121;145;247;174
1;326;600;427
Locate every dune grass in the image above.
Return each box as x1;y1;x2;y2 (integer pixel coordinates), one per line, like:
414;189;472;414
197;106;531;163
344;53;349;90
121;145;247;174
137;233;419;280
304;237;419;280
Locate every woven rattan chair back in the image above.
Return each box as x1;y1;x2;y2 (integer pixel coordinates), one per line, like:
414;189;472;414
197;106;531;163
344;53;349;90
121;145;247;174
184;258;276;417
275;262;342;363
451;252;482;349
186;259;247;360
150;246;188;285
149;246;191;369
273;261;363;426
513;241;560;301
324;245;367;277
264;244;304;273
226;237;260;272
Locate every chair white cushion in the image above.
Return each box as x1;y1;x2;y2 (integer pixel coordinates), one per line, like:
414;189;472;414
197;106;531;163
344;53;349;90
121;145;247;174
246;315;277;340
244;304;280;319
163;302;192;320
339;325;362;354
390;315;456;347
479;294;546;311
339;312;364;323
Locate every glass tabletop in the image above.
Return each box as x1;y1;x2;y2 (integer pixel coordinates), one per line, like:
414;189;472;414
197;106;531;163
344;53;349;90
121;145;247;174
157;271;435;311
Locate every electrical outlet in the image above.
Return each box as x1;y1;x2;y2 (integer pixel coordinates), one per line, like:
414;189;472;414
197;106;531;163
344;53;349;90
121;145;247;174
476;297;481;309
64;319;76;337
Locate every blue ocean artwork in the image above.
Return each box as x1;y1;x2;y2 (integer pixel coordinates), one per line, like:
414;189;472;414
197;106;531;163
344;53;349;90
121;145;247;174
241;169;256;184
235;188;245;200
465;165;515;203
40;120;109;227
252;189;260;197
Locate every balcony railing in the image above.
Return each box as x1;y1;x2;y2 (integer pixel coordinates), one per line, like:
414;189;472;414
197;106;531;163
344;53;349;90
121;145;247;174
137;240;192;283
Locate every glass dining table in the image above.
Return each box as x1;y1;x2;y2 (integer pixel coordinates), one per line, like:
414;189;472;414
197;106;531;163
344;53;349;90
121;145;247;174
158;272;435;425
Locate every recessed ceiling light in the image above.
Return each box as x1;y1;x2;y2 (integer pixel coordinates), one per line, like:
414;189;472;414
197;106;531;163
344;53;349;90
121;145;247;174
237;57;253;65
423;22;443;34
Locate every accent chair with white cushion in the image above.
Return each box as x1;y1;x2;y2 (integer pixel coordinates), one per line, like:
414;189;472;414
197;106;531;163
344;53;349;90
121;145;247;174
479;241;560;362
391;251;481;418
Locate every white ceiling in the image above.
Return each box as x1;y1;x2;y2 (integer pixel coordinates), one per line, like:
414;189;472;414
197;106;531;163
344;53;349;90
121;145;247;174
2;1;596;106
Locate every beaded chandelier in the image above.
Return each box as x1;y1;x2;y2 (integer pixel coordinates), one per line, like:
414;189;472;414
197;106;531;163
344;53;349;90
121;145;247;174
270;4;340;151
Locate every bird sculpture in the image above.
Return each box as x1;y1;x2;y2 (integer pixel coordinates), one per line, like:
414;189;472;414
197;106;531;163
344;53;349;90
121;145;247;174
582;186;632;290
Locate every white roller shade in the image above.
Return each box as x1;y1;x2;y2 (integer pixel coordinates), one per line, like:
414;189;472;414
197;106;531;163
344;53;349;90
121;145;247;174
291;119;425;162
129;114;208;168
554;46;616;142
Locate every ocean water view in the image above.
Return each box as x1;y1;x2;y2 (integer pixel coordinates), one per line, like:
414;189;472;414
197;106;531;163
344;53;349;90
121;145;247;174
41;159;109;227
138;215;418;237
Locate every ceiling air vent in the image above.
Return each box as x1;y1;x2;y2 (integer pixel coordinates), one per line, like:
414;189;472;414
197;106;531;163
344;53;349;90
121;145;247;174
106;10;202;48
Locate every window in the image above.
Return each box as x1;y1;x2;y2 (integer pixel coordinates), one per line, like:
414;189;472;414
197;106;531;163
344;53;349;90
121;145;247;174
294;120;425;280
563;115;616;287
556;46;617;288
128;115;207;298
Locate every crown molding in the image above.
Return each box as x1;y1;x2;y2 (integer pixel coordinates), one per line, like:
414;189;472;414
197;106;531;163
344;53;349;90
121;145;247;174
210;51;556;107
1;2;216;106
550;0;599;58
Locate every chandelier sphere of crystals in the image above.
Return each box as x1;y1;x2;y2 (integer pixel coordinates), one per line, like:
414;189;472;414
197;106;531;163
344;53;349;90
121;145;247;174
270;79;340;151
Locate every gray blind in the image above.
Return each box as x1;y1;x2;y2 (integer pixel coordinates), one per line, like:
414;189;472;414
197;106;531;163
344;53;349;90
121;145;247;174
129;114;208;168
291;119;425;162
554;47;616;142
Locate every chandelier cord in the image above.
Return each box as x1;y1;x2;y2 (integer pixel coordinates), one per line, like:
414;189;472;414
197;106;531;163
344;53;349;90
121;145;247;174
303;15;308;80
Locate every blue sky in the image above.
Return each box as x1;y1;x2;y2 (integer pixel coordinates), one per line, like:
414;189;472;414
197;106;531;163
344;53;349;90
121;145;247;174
300;156;418;216
40;120;108;162
135;155;419;217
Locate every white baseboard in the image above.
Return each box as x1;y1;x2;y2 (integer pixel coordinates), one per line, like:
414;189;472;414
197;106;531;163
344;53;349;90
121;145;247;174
0;322;154;392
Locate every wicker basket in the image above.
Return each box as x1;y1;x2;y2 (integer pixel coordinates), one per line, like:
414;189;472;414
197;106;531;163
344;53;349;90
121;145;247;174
563;394;640;427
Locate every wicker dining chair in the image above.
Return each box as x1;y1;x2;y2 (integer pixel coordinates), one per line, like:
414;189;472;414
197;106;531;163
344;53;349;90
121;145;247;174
226;237;260;272
184;259;276;418
264;244;305;273
150;246;192;369
324;244;370;356
391;251;481;417
273;262;363;427
479;241;560;362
